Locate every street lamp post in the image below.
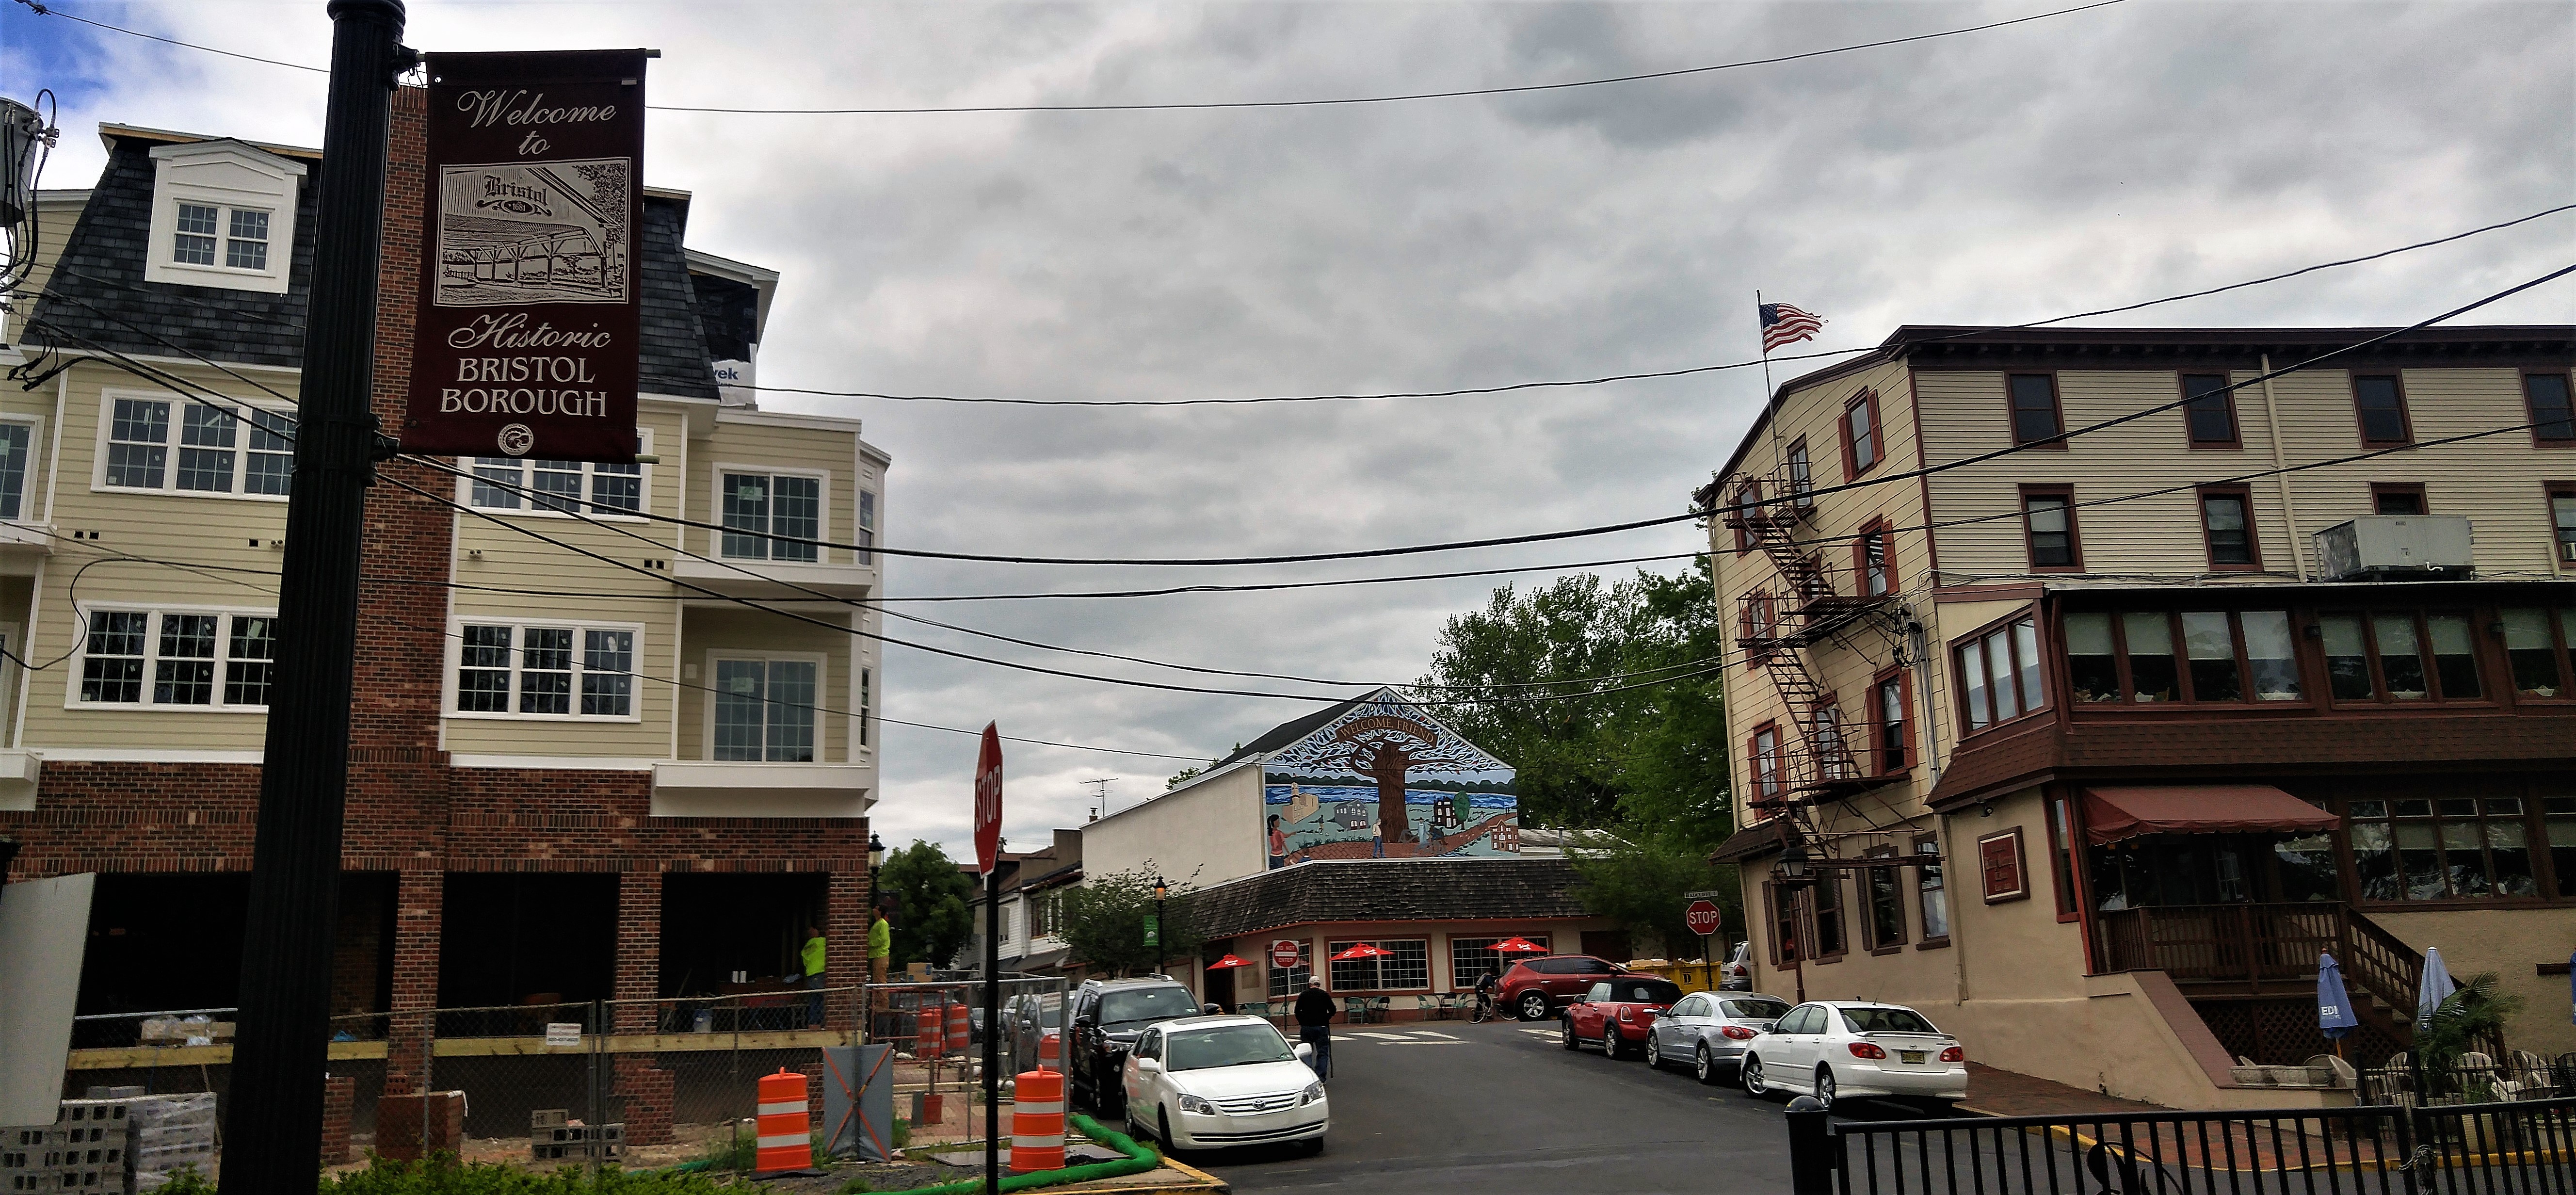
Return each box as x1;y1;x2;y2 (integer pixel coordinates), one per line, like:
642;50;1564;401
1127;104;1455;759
1152;875;1169;977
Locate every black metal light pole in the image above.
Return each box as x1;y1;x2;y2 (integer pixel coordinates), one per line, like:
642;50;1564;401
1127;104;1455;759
983;864;1000;1195
1152;875;1169;976
225;1;405;1184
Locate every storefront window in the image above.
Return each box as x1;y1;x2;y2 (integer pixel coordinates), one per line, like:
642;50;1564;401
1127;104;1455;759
2348;798;2536;902
1328;939;1431;991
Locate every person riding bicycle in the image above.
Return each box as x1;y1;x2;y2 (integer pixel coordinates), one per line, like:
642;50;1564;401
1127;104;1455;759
1473;962;1502;1020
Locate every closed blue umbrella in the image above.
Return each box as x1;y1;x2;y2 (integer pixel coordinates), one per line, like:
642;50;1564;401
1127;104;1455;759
2416;946;2457;1033
2567;950;2574;1026
2317;953;2358;1043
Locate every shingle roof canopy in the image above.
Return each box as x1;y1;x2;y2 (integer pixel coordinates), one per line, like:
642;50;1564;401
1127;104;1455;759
1189;857;1587;941
30;132;723;401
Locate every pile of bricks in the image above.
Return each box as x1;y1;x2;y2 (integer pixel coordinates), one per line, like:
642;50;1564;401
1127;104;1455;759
1;1102;129;1194
529;1110;624;1163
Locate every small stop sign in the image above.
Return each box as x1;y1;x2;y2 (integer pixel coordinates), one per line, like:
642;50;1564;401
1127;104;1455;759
1272;940;1302;970
1684;899;1724;937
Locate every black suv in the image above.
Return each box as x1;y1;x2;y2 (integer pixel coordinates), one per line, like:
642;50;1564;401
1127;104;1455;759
1066;976;1200;1114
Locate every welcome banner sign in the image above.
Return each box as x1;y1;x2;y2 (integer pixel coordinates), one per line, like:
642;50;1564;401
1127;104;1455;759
405;49;648;462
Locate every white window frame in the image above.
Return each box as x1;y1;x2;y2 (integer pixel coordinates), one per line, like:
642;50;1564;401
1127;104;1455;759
142;141;303;295
701;649;828;762
458;428;654;520
444;616;647;723
1324;938;1432;992
709;461;832;564
92;389;296;502
0;412;44;522
65;602;281;712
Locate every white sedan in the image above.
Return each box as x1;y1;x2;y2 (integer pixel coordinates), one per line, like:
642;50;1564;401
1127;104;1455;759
1122;1015;1329;1153
1739;1000;1969;1112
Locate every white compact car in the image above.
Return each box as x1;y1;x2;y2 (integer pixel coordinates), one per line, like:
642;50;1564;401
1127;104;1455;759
1122;1015;1328;1153
1739;1001;1968;1111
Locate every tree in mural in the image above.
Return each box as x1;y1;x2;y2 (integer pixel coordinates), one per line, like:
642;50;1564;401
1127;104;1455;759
1309;709;1498;846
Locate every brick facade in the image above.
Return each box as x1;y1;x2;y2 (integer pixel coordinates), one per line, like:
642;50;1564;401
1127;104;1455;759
0;87;874;1093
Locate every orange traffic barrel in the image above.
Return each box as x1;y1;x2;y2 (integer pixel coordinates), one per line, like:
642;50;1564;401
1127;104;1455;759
1038;1029;1061;1070
947;1003;970;1055
754;1069;810;1175
917;1002;944;1058
1010;1068;1066;1172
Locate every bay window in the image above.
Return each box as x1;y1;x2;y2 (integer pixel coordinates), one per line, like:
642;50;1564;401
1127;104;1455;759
711;655;820;761
2057;610;2297;704
721;471;823;562
2317;610;2486;704
1954;614;2045;731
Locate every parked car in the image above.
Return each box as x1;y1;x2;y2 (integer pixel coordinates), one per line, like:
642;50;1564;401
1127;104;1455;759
1560;975;1685;1059
1739;1001;1968;1112
1498;954;1629;1021
1068;976;1202;1115
1645;991;1789;1083
1121;1014;1328;1154
1004;991;1064;1075
1719;941;1753;991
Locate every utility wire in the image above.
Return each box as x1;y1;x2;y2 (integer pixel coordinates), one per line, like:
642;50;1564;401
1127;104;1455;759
14;0;2122;114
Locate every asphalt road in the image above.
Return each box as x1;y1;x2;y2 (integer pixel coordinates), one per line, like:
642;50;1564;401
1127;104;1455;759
1192;1017;1916;1194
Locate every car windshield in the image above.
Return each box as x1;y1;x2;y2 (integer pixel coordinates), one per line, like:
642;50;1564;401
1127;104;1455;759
1165;1024;1297;1071
1724;998;1791;1020
1841;1006;1941;1034
1099;987;1195;1026
1606;980;1683;1004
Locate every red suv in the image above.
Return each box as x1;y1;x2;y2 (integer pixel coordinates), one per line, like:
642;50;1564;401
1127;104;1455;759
1561;975;1686;1059
1497;954;1629;1021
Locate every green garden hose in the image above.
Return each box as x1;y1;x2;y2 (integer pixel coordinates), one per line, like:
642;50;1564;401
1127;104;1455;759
865;1113;1162;1195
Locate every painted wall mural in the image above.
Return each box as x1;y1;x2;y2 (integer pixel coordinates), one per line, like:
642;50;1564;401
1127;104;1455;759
1263;688;1519;867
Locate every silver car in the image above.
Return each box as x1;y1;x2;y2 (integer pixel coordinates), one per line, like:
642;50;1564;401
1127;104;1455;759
1642;991;1789;1084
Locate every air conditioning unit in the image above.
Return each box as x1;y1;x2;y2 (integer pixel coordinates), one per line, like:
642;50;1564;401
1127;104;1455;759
2311;516;2475;581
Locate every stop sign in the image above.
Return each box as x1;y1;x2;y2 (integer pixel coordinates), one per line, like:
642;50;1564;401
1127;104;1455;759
973;723;1003;876
1684;899;1724;937
1271;940;1302;970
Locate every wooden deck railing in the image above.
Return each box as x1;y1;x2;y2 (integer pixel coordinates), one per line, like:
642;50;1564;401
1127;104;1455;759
2096;901;2424;1020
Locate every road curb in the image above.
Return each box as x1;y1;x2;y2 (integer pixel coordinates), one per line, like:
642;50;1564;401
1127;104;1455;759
1155;1153;1231;1193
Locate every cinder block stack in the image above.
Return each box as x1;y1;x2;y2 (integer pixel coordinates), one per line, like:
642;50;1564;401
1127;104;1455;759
528;1110;625;1163
2;1101;131;1194
121;1094;218;1192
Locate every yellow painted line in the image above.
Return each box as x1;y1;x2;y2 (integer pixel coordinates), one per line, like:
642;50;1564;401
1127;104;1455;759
1156;1152;1232;1193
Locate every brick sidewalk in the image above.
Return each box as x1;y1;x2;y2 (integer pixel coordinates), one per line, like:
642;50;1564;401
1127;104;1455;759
1958;1063;2168;1118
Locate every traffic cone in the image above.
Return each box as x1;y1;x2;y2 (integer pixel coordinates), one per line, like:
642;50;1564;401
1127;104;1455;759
1010;1068;1066;1172
947;1003;970;1056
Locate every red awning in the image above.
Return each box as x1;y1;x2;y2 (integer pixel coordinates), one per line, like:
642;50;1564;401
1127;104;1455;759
2082;785;2339;846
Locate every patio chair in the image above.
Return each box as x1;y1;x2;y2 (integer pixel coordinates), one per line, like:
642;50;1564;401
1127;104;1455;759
1414;995;1441;1020
1371;997;1393;1022
1240;1000;1270;1020
2505;1050;2557;1099
1344;997;1369;1023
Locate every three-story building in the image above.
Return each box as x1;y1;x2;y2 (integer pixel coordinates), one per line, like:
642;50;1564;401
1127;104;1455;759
0;97;886;1134
1704;324;2576;1107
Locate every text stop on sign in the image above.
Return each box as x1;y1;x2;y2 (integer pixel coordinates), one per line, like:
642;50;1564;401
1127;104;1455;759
1684;899;1723;937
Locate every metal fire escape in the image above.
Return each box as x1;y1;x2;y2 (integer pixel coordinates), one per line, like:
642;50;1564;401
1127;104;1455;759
1721;468;1910;821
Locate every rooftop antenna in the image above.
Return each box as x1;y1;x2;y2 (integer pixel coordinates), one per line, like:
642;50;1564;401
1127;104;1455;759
1083;777;1116;816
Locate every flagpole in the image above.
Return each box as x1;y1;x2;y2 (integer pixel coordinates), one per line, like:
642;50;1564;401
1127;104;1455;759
1758;291;1783;471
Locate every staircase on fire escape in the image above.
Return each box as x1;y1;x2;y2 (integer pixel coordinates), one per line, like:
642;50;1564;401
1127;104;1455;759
1722;468;1909;818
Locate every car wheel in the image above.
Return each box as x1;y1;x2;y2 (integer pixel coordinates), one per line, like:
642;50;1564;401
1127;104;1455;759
1603;1027;1629;1060
1561;1018;1579;1050
1694;1043;1719;1085
1815;1066;1837;1112
1741;1055;1772;1099
1644;1033;1662;1070
1519;992;1551;1021
1159;1107;1176;1153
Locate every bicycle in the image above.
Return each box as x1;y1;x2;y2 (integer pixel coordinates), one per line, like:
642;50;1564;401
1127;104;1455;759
1468;989;1501;1023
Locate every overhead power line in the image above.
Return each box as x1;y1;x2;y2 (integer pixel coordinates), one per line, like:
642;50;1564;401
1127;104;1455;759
14;0;2123;114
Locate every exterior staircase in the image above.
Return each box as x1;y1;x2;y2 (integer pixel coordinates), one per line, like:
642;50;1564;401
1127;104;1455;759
2095;900;2424;1064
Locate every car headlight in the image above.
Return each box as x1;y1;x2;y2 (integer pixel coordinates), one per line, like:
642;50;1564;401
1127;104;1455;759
1177;1095;1216;1115
1299;1082;1325;1106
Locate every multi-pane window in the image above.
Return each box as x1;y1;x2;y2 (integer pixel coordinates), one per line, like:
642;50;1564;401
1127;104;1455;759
857;489;878;565
1808;875;1846;958
2553;488;2576;565
1861;864;1905;950
0;422;30;519
1327;939;1431;991
2064;610;2298;704
2352;375;2411;445
2315;611;2483;702
1856;524;1894;597
2350;797;2537;902
1786;440;1813;510
1768;886;1801;965
721;472;823;562
1750;725;1782;805
1843;391;1881;476
859;667;872;747
170;202;272;271
711;656;819;760
453;622;639;718
2529;373;2575;444
1915;836;1949;940
1449;936;1546;990
2198;489;2256;567
1267;941;1312;999
1955;614;2045;731
465;456;643;515
2500;609;2575;699
77;609;278;708
103;398;291;497
1872;675;1909;774
2023;490;2077;568
1814;701;1851;779
2008;374;2062;445
2182;374;2239;447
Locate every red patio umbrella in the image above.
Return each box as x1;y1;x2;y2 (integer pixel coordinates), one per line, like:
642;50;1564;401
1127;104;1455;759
1489;937;1547;954
1205;954;1252;969
1329;943;1393;961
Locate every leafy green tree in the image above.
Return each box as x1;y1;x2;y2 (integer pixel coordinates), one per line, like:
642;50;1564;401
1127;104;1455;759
1568;830;1739;961
1165;766;1204;790
877;840;975;967
1059;869;1202;977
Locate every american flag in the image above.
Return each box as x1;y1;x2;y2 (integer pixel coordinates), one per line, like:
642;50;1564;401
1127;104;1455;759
1759;302;1824;352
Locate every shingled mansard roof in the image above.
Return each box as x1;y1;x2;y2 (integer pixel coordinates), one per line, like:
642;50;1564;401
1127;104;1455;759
1188;857;1587;940
31;129;723;401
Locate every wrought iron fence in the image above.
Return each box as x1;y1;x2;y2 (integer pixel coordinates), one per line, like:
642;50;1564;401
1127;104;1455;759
1788;1095;2576;1195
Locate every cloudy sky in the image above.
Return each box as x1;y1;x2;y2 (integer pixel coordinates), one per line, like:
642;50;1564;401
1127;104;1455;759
6;0;2571;861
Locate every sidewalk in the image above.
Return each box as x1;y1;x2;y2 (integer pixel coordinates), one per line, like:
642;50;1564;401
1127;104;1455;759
1958;1063;2168;1118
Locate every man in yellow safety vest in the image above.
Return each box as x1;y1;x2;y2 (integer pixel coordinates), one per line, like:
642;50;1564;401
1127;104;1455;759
802;924;827;1025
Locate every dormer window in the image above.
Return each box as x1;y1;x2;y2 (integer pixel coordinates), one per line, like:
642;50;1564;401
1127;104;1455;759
144;140;304;294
